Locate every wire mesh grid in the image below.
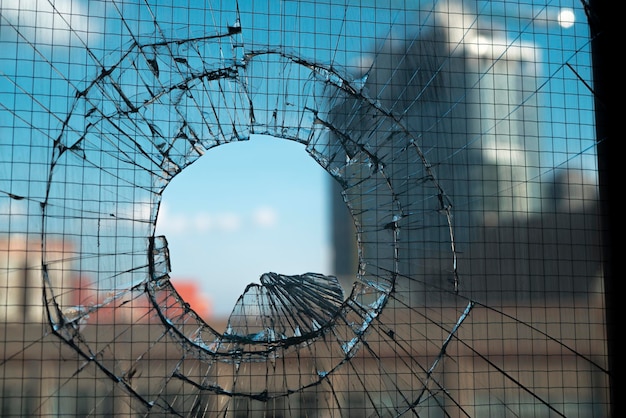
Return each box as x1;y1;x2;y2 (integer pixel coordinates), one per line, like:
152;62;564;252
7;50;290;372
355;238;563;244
0;0;609;416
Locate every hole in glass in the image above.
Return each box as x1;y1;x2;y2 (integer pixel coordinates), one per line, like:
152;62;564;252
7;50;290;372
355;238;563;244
156;135;333;319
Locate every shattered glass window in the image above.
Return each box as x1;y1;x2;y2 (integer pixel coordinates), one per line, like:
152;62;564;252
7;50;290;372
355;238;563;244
0;0;609;416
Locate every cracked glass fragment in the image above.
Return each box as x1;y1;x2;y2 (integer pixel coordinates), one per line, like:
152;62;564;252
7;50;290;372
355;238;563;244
224;272;344;343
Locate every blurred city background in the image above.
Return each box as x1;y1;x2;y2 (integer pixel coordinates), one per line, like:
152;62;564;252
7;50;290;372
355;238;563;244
0;0;612;416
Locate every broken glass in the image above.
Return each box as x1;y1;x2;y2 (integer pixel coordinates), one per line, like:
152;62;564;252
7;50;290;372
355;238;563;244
0;0;608;416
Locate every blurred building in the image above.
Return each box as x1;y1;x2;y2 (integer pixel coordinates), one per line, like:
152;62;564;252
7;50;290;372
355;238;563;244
0;235;218;416
0;236;78;324
0;243;608;416
322;3;607;415
329;0;602;305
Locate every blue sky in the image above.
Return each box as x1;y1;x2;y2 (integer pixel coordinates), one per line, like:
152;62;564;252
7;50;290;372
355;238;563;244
155;136;333;315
